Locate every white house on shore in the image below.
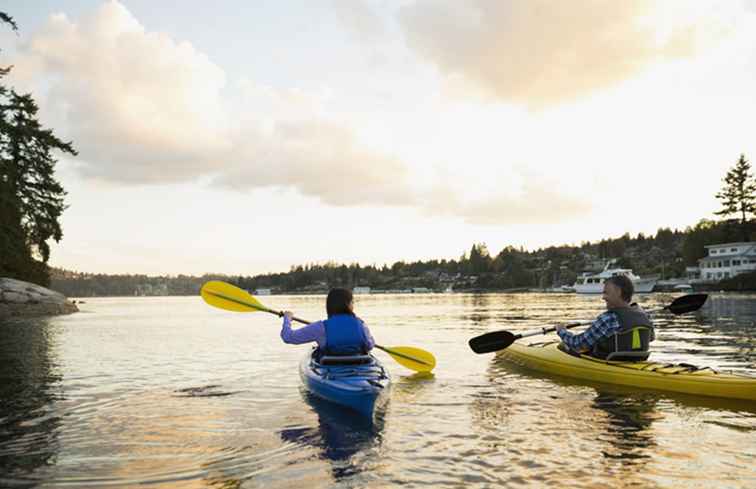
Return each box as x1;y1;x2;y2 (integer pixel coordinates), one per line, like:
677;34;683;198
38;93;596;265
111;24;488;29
696;242;756;281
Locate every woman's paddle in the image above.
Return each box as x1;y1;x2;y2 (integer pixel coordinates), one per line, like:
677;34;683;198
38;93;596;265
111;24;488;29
200;280;436;372
468;293;708;354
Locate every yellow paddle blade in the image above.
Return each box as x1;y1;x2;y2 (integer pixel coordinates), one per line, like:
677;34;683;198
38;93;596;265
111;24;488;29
201;281;270;313
376;345;436;373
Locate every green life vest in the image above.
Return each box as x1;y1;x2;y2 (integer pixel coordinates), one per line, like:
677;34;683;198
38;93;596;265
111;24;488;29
592;306;654;361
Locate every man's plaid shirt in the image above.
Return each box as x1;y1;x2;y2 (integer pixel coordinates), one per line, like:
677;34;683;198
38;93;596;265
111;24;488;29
557;311;621;352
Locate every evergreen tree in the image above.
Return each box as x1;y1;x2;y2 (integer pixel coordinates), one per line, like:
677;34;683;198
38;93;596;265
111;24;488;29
467;243;492;274
0;11;25;279
0;12;77;285
715;154;756;241
654;227;676;250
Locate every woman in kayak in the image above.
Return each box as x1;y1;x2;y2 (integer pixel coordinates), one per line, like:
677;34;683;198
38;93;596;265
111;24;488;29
280;288;375;356
555;275;655;361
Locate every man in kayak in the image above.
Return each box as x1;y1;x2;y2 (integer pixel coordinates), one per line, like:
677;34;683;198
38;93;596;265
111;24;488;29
280;288;375;356
555;275;655;360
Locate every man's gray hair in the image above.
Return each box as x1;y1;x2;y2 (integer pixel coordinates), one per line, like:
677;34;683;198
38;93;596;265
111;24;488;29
606;275;634;302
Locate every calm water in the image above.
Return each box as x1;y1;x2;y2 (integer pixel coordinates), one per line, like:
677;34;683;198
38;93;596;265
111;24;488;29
1;293;755;488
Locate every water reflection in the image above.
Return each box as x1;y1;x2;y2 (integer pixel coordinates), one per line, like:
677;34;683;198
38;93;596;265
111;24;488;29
278;390;384;481
592;393;658;462
588;392;663;489
0;318;62;484
391;371;436;402
477;354;756;485
458;293;540;328
469;356;662;487
461;293;494;325
655;295;756;370
700;294;756;327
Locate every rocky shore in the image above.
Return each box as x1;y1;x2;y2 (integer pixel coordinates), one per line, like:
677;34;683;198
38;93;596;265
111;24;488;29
0;277;79;319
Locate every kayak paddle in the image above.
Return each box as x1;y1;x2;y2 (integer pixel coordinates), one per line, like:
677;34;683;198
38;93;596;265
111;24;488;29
468;293;708;354
201;280;436;372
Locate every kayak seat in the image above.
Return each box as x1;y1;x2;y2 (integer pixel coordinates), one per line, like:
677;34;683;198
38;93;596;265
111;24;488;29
603;327;652;362
319;354;373;365
605;350;650;362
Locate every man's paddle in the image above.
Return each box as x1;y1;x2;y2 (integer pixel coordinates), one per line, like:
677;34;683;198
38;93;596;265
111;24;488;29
200;280;436;372
468;293;708;354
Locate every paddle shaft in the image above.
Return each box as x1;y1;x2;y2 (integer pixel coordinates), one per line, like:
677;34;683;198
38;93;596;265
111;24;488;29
208;288;314;326
515;319;592;340
514;304;670;341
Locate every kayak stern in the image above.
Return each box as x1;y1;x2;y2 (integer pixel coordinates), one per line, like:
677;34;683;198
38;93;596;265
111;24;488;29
299;349;391;417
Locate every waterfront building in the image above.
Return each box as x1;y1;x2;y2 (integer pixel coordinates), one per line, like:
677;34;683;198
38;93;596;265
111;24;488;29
696;242;756;281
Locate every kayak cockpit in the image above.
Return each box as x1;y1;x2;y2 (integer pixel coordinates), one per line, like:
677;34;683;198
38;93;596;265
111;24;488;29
318;354;374;365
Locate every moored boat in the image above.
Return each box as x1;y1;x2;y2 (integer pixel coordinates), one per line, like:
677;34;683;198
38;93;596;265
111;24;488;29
573;261;657;294
498;342;756;402
299;348;391;417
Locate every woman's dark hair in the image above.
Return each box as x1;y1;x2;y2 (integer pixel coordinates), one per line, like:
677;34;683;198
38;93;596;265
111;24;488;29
606;275;634;302
326;288;354;317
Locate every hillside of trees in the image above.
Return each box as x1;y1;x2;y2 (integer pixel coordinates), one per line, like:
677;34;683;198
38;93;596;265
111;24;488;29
49;218;756;297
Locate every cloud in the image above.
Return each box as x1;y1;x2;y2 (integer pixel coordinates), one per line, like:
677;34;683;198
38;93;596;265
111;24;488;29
5;0;613;224
331;0;386;43
8;0;414;206
398;0;736;107
420;169;592;225
217;120;414;206
10;1;230;183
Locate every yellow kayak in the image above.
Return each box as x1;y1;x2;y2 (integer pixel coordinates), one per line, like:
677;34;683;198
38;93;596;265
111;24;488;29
498;342;756;402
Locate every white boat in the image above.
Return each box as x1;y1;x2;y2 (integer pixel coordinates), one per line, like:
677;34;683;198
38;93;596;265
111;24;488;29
572;263;657;294
543;285;576;293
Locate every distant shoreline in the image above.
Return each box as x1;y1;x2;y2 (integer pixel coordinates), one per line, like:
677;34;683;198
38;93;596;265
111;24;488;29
63;287;756;300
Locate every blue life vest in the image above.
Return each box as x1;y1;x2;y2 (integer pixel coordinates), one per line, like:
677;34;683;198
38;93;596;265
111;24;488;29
323;314;369;355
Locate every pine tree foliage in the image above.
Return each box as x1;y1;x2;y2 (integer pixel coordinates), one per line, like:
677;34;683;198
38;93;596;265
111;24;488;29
715;154;756;240
0;11;76;285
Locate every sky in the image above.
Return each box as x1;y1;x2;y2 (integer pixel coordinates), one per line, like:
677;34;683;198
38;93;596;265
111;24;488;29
3;0;756;276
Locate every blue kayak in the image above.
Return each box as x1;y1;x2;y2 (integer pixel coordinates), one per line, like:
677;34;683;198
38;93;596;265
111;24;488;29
299;348;391;417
